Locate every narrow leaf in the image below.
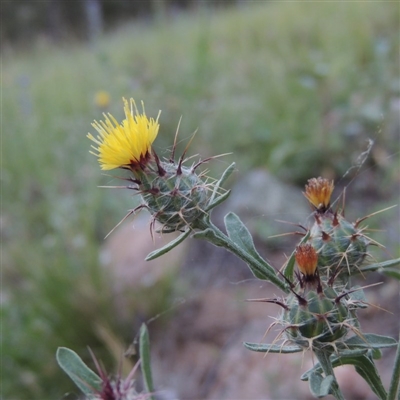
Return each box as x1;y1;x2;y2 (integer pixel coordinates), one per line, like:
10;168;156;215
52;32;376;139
193;218;288;292
309;372;324;397
56;347;102;396
206;190;231;212
381;268;400;280
303;351;387;399
371;348;382;360
360;258;400;273
309;372;334;398
347;286;368;308
320;376;335;397
243;342;302;353
344;333;398;349
191;227;223;244
352;357;387;400
145;229;190;261
139;324;155;398
224;212;275;274
209;162;235;204
388;333;400;400
301;349;368;381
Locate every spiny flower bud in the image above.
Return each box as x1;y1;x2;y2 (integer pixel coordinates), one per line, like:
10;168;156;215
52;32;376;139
88;98;218;234
309;212;368;277
303;177;334;212
284;288;350;346
300;177;370;279
89;349;148;400
140;161;209;232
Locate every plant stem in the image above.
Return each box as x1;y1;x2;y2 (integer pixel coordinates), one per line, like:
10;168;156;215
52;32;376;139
388;332;400;400
195;218;288;292
314;349;345;400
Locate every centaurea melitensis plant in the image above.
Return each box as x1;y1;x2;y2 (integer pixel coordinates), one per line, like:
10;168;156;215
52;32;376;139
58;98;400;400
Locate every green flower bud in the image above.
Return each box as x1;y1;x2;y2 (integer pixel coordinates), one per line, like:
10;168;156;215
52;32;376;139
309;211;369;276
284;288;349;346
140;161;209;232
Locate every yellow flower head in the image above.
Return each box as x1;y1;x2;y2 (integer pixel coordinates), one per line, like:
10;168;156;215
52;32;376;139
94;90;111;108
87;98;160;170
295;244;318;277
303;177;334;211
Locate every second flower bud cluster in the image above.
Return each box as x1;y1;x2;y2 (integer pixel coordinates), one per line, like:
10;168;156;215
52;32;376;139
275;177;372;350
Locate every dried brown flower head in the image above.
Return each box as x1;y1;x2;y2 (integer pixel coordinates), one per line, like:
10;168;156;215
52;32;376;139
295;243;318;278
303;177;334;212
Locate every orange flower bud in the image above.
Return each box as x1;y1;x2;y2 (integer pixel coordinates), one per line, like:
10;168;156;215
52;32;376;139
295;244;318;277
303;177;334;212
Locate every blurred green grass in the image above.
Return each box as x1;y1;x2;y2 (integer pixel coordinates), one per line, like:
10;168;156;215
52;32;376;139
2;2;399;398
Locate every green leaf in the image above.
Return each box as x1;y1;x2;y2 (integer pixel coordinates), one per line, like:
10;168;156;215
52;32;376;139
303;351;388;399
382;268;400;280
388;333;400;400
360;258;400;274
56;347;102;396
209;162;235;205
320;375;335;397
371;348;382;360
347;286;368;308
206;189;231;212
191;227;224;244
283;231;310;280
301;349;369;381
309;372;323;397
353;356;387;400
344;333;398;349
309;372;334;398
224;212;276;275
145;229;191;261
243;342;303;353
139;324;155;398
192;215;288;292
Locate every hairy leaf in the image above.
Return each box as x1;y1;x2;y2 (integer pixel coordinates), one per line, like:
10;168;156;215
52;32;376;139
309;372;334;398
243;342;302;353
145;229;191;261
140;324;155;398
56;347;101;396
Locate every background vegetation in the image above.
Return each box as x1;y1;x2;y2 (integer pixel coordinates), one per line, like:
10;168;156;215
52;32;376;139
3;1;399;398
2;0;237;45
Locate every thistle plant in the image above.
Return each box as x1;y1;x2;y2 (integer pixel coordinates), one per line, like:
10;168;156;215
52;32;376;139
244;178;399;399
87;98;226;236
59;98;400;399
303;178;370;280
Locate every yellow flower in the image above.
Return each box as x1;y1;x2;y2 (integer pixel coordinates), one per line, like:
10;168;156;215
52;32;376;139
87;98;160;170
303;177;334;211
94;90;110;108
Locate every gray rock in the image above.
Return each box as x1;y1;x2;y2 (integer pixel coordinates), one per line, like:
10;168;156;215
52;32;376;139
99;214;188;319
